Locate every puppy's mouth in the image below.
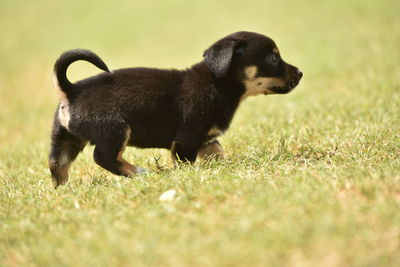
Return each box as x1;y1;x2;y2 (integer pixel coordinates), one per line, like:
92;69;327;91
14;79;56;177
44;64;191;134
266;79;300;95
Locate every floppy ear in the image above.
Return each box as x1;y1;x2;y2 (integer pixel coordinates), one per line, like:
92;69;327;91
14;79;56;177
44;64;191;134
203;39;244;78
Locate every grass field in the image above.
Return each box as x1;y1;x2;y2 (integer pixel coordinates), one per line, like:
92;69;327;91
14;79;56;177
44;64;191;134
1;0;399;266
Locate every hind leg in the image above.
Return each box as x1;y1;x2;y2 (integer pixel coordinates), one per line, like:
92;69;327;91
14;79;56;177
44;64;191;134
49;123;86;188
93;128;147;176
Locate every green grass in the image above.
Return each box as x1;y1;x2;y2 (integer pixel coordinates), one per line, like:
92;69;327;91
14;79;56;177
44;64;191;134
1;0;399;266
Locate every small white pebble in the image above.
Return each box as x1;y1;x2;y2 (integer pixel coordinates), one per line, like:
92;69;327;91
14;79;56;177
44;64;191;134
159;189;177;202
28;167;35;174
74;200;80;209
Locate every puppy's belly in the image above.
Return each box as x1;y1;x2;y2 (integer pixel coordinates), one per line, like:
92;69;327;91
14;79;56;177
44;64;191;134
128;137;172;149
127;124;176;149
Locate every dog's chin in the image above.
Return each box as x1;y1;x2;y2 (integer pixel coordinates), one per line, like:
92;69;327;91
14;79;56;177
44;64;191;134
265;85;292;95
266;79;301;95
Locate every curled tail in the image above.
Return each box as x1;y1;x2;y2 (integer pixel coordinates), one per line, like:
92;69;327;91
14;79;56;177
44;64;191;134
53;49;110;99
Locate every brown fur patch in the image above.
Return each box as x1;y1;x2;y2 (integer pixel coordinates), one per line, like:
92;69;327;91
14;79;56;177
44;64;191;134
49;158;70;186
117;128;140;176
198;142;226;160
120;161;140;176
58;165;70;185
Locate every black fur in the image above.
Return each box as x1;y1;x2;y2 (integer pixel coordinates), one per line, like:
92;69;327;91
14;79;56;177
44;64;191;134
49;31;302;187
54;49;110;98
203;39;245;78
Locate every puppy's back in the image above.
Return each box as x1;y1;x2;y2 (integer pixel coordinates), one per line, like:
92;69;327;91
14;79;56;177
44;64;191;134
71;68;185;113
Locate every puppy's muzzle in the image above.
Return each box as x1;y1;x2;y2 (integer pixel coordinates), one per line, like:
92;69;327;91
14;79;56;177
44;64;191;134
271;68;302;94
288;69;303;89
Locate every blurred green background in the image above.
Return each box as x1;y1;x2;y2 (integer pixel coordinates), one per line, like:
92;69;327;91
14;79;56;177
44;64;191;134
1;0;399;266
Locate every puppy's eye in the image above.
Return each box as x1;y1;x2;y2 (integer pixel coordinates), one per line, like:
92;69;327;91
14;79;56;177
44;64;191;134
268;54;280;65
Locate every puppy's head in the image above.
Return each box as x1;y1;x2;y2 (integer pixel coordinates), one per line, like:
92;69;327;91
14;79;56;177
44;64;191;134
203;31;302;98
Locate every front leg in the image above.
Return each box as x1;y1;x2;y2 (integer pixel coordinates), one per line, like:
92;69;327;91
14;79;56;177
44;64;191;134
170;140;199;164
197;140;226;160
170;126;208;164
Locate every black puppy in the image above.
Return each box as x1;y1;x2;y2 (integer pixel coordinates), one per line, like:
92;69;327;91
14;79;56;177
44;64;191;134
49;31;302;187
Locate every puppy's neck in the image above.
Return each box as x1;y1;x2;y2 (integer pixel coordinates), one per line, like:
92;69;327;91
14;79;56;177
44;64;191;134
189;61;245;96
184;62;245;130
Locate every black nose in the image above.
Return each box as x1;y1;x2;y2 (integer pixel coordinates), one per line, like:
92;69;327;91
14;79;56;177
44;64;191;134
297;69;303;79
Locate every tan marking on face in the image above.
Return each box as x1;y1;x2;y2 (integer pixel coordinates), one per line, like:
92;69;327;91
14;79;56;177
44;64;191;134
197;142;226;160
58;100;70;129
116;128;141;176
244;66;258;79
273;48;280;54
241;66;285;102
